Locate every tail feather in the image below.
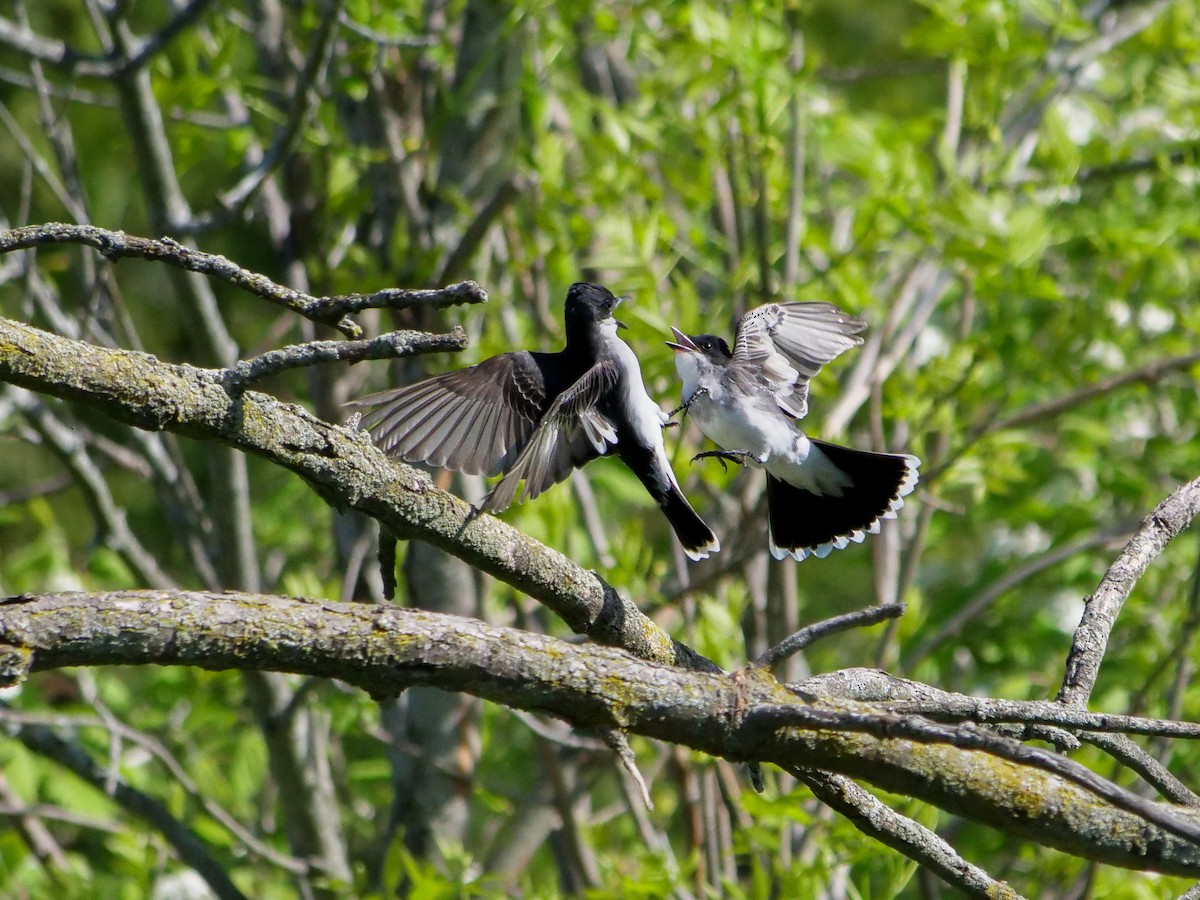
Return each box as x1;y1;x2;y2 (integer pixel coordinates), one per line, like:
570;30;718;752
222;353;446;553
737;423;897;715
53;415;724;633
621;444;719;561
662;485;721;561
768;441;919;561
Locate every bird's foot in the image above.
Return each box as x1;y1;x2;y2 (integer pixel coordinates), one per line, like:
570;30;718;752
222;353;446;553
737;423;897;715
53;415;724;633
691;449;758;473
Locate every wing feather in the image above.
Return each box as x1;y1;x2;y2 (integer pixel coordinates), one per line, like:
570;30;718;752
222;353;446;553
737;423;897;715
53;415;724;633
732;302;866;418
481;361;620;511
347;352;548;478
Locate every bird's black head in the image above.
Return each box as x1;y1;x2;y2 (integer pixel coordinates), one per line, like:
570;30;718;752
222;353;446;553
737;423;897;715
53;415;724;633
667;328;732;362
564;282;623;325
690;333;732;360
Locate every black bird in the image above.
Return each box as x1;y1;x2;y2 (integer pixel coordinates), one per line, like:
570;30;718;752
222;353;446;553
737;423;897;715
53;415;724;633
666;302;919;561
349;282;720;560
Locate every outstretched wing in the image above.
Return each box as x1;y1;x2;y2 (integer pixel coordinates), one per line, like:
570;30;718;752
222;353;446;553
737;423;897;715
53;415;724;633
346;352;549;478
481;360;620;512
732;302;866;418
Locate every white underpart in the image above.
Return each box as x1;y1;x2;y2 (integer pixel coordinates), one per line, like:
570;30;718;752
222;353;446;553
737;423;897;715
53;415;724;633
675;352;851;494
676;349;920;564
605;323;679;489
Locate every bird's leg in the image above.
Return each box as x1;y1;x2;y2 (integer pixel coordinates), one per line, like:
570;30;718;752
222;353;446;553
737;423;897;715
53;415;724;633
691;449;759;473
665;387;709;425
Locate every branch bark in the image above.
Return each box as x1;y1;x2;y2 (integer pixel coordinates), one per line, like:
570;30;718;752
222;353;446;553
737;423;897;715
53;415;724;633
2;590;1200;876
0;313;704;670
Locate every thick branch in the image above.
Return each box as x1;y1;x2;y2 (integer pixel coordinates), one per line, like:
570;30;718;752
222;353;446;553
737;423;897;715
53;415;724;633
0;315;694;669
2;591;1200;876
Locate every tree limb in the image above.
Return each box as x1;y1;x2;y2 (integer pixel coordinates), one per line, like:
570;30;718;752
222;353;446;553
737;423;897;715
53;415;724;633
3;590;1200;875
0;313;702;670
1058;476;1200;708
0;223;488;337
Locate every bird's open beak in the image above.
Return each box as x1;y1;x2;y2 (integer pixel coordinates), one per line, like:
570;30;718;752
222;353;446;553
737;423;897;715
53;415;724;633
614;294;629;329
665;326;700;352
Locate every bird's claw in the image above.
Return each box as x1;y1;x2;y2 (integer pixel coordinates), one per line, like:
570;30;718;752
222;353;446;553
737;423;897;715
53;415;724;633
691;449;757;473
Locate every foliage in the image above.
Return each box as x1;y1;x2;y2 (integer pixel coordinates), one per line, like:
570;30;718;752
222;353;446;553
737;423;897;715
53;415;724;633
0;0;1199;897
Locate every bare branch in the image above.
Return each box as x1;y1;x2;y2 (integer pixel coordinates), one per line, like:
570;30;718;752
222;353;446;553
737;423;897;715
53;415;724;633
0;705;313;871
990;351;1200;434
599;729;654;811
0;2;216;78
751;604;905;670
199;1;340;229
800;667;1200;804
1081;732;1200;808
0;224;488;337
8;705;248;900
904;524;1136;668
228;328;467;385
1058;476;1200;707
795;768;1024;899
746;704;1200;846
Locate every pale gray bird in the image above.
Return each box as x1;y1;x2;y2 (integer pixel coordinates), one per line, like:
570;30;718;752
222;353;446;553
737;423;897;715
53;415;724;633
349;282;720;560
667;302;919;561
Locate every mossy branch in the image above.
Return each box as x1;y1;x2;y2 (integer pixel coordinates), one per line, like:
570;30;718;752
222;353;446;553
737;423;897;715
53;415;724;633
2;590;1199;877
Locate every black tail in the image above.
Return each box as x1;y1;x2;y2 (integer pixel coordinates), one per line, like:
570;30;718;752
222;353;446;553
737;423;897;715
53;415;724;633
619;444;719;561
767;441;919;561
661;484;720;561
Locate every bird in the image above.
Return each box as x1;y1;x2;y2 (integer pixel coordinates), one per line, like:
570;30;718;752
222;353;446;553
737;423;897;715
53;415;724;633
666;301;919;561
349;282;720;561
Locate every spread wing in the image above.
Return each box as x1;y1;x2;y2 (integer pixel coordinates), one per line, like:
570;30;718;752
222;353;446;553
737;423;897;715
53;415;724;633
481;360;620;512
732;302;866;418
346;352;550;478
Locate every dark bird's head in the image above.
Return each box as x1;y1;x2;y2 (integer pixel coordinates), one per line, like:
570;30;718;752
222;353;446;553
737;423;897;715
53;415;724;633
665;328;732;363
565;282;626;330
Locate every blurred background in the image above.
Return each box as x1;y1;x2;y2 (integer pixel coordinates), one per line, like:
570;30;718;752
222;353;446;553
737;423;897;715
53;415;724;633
0;0;1198;896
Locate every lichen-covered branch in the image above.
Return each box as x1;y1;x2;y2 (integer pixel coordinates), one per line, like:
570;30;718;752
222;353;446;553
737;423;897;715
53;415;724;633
2;590;1199;876
0;314;692;669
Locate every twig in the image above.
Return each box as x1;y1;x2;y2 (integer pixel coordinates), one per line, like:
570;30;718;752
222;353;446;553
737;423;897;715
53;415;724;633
11;717;248;900
0;2;215;78
905;524;1136;669
1080;732;1200;808
337;12;439;47
797;667;1200;804
1058;476;1200;708
0;800;122;834
795;768;1024;899
13;391;177;589
600;729;654;811
510;711;607;752
226;328;467;385
752;604;906;670
198;0;340;230
879;698;1200;741
0;224;488;337
992;350;1200;434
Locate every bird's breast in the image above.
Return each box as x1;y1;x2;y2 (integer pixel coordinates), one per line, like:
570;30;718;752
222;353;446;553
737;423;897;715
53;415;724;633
691;390;798;463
